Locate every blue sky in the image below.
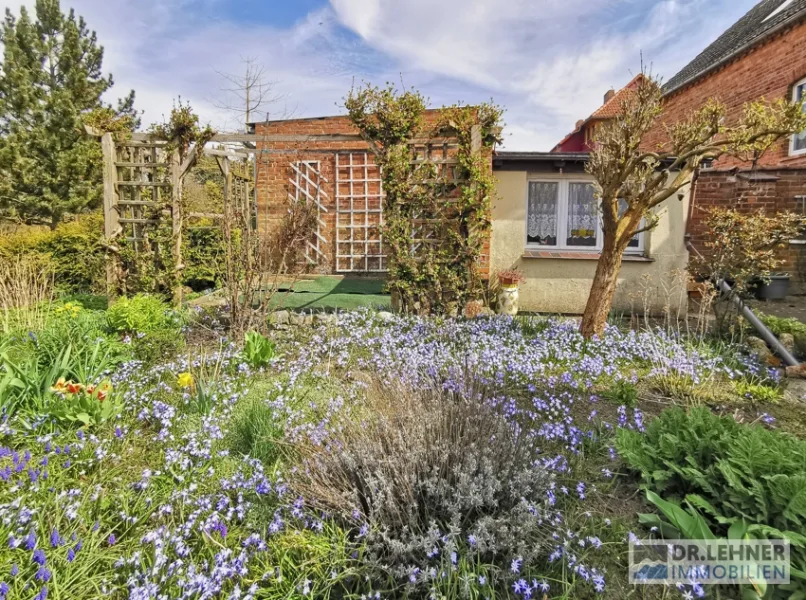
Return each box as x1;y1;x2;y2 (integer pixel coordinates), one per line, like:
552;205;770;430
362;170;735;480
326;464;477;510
3;0;760;149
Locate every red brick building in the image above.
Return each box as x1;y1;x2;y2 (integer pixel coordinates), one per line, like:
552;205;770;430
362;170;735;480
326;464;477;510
552;75;645;153
651;0;806;289
249;111;491;278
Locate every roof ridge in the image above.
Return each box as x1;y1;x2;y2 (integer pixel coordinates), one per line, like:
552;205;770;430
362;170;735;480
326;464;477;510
664;0;806;94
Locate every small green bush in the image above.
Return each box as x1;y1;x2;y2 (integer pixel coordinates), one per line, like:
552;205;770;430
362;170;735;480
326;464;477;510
759;314;806;337
107;294;174;333
0;215;105;293
33;307;130;382
601;379;639;408
131;329;186;364
182;223;225;291
616;407;806;559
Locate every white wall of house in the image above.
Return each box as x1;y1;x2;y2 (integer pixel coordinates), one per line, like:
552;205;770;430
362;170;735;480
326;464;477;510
490;170;690;315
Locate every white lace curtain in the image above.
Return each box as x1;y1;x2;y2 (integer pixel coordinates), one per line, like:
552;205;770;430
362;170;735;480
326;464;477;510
567;183;598;246
527;182;558;245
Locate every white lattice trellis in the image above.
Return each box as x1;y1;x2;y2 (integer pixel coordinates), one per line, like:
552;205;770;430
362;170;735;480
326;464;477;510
288;160;329;265
335;152;387;272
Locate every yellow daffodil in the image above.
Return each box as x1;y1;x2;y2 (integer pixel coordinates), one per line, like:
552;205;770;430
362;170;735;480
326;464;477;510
177;372;194;389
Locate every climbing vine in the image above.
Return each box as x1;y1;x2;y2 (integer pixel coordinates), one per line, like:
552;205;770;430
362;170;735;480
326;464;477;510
346;83;502;315
115;101;218;297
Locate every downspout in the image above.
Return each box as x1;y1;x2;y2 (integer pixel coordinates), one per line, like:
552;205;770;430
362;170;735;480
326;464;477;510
686;240;799;366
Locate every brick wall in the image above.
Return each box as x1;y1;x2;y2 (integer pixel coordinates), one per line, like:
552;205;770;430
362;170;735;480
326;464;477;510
689;168;806;292
252;112;492;278
643;17;806;293
645;18;806;169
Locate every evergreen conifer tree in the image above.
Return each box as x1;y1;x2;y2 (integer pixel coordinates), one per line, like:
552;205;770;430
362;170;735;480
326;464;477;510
0;0;137;228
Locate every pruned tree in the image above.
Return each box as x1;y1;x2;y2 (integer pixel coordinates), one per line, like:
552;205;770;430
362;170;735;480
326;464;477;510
213;56;285;131
0;0;137;229
581;73;806;338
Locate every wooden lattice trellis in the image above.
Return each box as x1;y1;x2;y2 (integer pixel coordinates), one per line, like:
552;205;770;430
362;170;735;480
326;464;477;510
95;129;258;304
288;160;328;265
335;152;386;272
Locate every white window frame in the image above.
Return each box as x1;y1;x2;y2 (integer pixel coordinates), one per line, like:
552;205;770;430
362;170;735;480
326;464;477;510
791;76;806;157
525;175;645;254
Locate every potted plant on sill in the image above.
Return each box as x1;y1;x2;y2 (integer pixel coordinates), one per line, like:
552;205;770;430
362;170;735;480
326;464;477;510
497;269;525;316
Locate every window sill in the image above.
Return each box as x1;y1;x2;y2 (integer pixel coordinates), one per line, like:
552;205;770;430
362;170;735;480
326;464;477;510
522;249;654;262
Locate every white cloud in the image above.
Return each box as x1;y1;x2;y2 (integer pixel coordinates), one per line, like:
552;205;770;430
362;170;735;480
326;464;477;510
0;0;760;149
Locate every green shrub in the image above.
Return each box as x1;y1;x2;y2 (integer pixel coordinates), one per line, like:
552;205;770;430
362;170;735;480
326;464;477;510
33;307;130;382
759;314;806;337
601;379;639;408
131;329;186;364
107;294;174;333
0;215;105;293
0;345;73;417
616;407;806;578
182;223;225;291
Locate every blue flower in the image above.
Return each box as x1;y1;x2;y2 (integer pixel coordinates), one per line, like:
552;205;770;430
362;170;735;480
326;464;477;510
511;557;523;574
32;549;46;565
49;530;61;548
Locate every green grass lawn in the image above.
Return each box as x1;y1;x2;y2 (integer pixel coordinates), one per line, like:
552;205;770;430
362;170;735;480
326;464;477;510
265;276;391;311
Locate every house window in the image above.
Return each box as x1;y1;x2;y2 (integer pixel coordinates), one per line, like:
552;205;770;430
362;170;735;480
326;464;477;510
792;77;806;156
526;178;646;253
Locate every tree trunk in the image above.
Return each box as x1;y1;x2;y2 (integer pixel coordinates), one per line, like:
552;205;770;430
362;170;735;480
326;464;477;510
579;234;629;338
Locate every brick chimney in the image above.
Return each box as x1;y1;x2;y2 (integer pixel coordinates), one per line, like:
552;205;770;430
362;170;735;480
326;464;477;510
603;89;615;103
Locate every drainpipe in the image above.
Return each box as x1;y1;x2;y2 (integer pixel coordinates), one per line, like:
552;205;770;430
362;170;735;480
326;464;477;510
687;241;799;367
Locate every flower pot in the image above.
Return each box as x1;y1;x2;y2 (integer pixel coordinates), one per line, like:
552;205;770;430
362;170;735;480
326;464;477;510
753;275;790;301
497;285;519;316
499;276;521;287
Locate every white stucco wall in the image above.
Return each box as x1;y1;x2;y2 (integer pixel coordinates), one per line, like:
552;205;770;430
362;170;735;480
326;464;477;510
490;170;690;315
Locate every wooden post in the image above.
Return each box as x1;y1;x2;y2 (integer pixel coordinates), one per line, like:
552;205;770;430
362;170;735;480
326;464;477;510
171;149;184;307
101;133;120;296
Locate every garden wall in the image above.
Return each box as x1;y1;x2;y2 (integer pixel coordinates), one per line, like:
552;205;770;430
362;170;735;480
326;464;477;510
252;113;491;278
690;168;806;293
490;171;690;315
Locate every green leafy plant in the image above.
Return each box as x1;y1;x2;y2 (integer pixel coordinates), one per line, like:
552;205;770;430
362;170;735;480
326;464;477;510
0;345;73;416
618;407;806;596
49;378;121;427
34;307;130;381
227;395;284;465
616;407;806;531
602;379;639;408
639;490;806;599
758;314;806;338
131;329;186;364
106;294;174;333
733;379;781;403
243;331;276;370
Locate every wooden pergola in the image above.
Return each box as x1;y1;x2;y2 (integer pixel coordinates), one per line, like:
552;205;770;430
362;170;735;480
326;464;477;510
90;128;373;304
